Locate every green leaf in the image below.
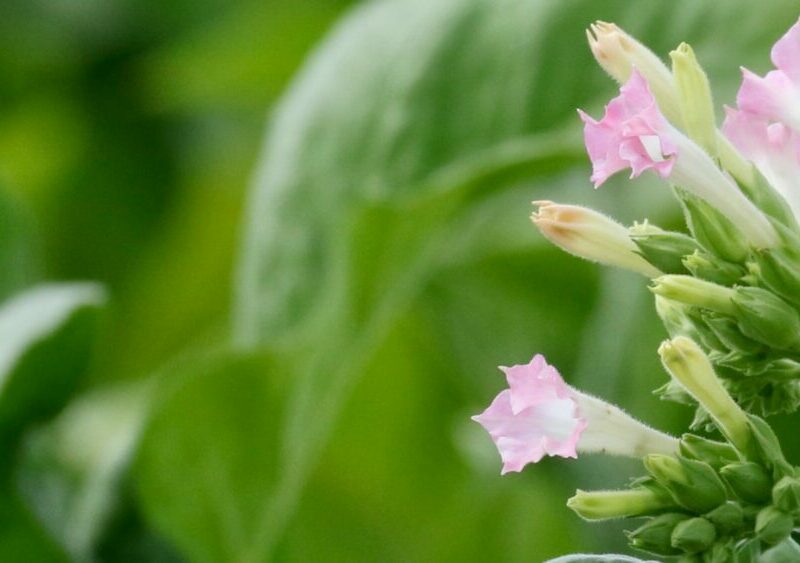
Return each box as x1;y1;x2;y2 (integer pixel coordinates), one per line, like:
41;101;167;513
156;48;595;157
17;382;150;562
133;350;288;563
0;283;106;444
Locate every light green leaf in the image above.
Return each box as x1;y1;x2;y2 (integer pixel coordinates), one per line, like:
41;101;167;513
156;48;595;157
0;283;106;444
133;351;288;563
17;382;150;562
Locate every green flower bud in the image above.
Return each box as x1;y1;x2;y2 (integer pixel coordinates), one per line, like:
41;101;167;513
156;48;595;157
671;516;716;553
755;506;794;545
670;43;717;157
719;462;773;504
706;541;735;563
654;296;701;341
701;312;765;356
754;245;800;308
731;287;800;350
659;337;754;457
567;487;676;521
772;476;800;514
650;276;735;315
644;454;727;513
676;190;750;263
705;501;744;535
679;434;739;470
747;414;793;477
630;222;699;275
683;250;745;286
626;513;687;556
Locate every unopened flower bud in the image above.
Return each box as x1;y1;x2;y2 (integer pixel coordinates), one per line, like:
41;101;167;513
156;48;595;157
531;202;661;277
586;21;680;124
705;502;745;535
719;462;773;504
747;414;793;477
644;454;727;513
626;513;687;556
683;251;745;286
671;517;717;554
650;276;735;315
629;222;698;275
670;43;717;157
753;245;800;308
772;476;800;514
567;487;677;521
679;434;739;470
755;506;794;545
677;191;754;262
702;312;765;356
658;337;753;456
731;287;800;350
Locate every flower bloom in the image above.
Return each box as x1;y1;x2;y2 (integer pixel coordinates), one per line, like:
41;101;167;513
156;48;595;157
472;355;678;474
579;70;777;248
737;21;800;131
723;107;800;220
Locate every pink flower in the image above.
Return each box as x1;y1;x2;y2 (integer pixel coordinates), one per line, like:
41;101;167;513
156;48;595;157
737;21;800;131
723;107;800;219
579;70;677;187
472;355;585;474
473;355;680;475
579;71;778;248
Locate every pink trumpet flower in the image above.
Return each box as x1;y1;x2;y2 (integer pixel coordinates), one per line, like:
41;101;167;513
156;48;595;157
472;355;677;475
737;21;800;132
579;70;777;248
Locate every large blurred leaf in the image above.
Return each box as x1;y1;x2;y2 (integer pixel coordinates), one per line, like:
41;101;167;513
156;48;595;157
0;283;106;444
231;0;800;558
133;351;288;563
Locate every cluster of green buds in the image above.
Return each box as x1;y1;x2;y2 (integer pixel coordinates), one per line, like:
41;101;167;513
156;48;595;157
535;21;800;419
568;338;800;560
524;18;800;562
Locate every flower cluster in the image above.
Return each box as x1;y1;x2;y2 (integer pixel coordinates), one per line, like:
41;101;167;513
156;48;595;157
473;19;800;562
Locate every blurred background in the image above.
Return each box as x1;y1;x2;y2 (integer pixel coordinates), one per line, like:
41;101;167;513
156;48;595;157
0;1;799;561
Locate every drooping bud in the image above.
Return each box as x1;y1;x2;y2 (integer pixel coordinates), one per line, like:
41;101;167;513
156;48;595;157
671;517;717;554
658;337;754;457
679;434;739;470
650;276;735;315
654;296;698;339
626;513;687;556
670;43;717;157
567;486;677;521
719;462;773;504
731;287;800;350
586;21;680;124
531;202;662;277
683;251;745;286
755;506;794;545
629;222;698;274
705;502;745;535
643;454;727;513
772;476;800;514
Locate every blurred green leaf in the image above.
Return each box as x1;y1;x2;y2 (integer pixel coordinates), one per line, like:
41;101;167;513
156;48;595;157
18;382;150;562
0;283;105;444
133;350;288;563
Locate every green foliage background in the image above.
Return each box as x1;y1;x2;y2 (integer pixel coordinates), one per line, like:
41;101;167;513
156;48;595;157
1;0;799;561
